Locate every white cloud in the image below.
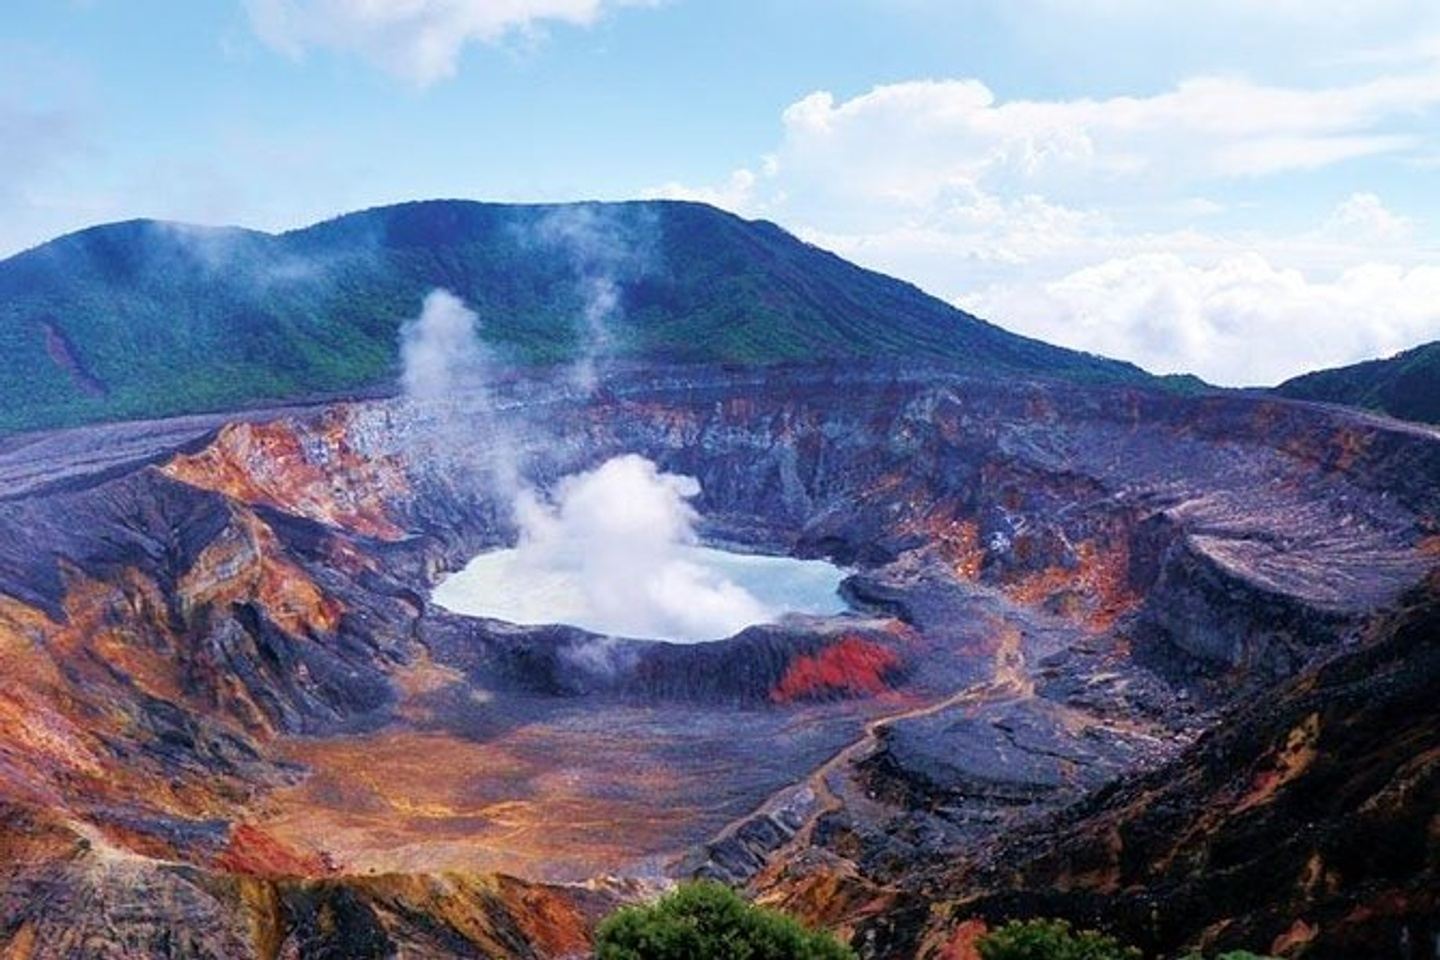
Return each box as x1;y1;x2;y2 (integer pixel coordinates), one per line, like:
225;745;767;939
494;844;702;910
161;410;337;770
964;253;1440;385
649;67;1440;385
642;167;761;214
803;191;1439;384
1319;191;1414;243
766;73;1440;207
244;0;650;85
798;190;1107;274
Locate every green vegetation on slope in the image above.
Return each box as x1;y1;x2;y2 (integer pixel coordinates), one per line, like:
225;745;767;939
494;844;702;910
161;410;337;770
0;200;1149;434
976;919;1279;960
978;919;1141;960
594;882;854;960
1275;340;1440;425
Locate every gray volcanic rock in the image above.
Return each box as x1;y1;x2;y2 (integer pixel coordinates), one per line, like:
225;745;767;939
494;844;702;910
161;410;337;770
883;587;1440;960
881;699;1150;802
0;364;1434;957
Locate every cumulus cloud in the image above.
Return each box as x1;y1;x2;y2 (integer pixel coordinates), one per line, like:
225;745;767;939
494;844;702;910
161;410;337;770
1319;191;1414;244
650;65;1440;384
642;167;763;214
245;0;651;85
656;68;1440;215
799;189;1106;275
803;190;1440;384
965;253;1440;385
653;70;1440;221
768;73;1440;207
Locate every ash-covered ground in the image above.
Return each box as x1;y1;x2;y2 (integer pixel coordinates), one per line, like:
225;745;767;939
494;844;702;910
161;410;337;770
0;364;1435;958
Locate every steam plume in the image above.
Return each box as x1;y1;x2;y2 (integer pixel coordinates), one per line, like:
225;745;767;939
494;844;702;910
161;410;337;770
399;288;519;498
434;455;775;642
514;455;772;640
400;289;488;400
532;205;655;392
399;285;776;642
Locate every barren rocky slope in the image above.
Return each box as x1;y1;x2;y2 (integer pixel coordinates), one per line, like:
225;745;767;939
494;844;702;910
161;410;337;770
0;365;1435;957
885;585;1440;960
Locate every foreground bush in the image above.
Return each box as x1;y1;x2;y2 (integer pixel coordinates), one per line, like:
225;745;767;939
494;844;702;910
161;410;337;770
977;919;1141;960
976;919;1280;960
594;881;855;960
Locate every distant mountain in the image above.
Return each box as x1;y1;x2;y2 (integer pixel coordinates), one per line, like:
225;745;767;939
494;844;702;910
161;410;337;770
1275;341;1440;426
0;200;1149;433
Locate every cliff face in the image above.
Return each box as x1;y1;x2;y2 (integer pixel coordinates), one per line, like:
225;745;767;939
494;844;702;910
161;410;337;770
886;587;1440;960
0;804;629;960
0;366;1434;957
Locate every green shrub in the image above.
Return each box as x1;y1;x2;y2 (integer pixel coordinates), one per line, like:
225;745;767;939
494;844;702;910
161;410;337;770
977;918;1141;960
594;881;855;960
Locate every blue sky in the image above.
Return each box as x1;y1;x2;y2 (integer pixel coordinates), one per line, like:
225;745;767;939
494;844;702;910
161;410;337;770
5;0;1440;384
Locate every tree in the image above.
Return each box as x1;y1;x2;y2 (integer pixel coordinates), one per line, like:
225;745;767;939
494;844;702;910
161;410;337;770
593;881;855;960
977;918;1142;960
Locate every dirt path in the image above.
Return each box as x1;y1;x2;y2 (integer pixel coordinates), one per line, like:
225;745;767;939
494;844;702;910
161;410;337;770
699;624;1034;875
799;625;1030;836
698;617;1176;891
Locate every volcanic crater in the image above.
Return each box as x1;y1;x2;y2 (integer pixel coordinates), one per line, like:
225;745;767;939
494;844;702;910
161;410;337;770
0;363;1435;958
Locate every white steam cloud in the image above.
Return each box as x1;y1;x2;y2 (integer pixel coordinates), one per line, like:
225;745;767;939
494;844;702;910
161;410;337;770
398;288;520;498
573;274;619;393
434;455;780;642
512;455;773;640
532;205;654;392
399;287;781;641
400;288;490;400
245;0;648;87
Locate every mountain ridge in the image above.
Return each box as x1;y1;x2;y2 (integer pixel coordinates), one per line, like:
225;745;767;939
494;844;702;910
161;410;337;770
1275;339;1440;426
0;199;1151;434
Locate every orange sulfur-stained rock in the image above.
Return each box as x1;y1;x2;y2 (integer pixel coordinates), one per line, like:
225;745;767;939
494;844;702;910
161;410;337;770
162;416;407;540
934;918;987;960
214;823;335;879
771;636;902;703
179;507;342;638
